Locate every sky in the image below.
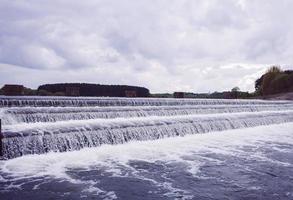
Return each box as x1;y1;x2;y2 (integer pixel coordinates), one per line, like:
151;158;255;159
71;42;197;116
0;0;293;93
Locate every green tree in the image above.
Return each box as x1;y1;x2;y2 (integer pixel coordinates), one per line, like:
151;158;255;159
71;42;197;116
231;87;240;92
267;66;282;73
271;74;289;94
288;74;293;92
261;66;282;95
231;87;240;98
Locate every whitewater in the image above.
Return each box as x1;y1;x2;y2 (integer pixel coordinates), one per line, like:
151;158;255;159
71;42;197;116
0;96;293;199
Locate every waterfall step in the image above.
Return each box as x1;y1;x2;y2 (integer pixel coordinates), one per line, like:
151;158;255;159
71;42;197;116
1;111;293;159
1;96;293;160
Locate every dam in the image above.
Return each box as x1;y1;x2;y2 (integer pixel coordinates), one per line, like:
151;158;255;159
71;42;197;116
1;96;293;199
1;96;293;159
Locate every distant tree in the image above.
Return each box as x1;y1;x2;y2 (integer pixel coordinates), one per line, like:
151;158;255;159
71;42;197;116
38;83;150;97
231;87;240;99
23;87;38;96
231;87;240;92
267;66;282;73
54;92;66;96
260;66;282;95
283;71;293;92
38;89;53;96
288;73;293;92
271;74;290;94
255;75;264;93
284;70;293;75
254;66;293;96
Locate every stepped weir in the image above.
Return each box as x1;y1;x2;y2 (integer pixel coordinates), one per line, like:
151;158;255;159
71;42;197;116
1;96;293;159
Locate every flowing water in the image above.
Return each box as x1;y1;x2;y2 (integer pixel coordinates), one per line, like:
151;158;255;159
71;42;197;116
0;96;293;199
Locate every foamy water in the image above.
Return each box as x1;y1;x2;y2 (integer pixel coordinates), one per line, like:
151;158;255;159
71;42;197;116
1;97;293;199
1;123;293;199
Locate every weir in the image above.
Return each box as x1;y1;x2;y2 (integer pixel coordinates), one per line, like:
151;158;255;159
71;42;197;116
1;96;293;159
2;104;293;125
0;119;2;157
0;96;292;107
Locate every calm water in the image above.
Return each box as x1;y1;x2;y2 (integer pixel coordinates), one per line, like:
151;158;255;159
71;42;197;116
1;123;293;200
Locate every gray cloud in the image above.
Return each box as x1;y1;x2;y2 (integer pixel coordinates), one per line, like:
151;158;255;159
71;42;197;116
0;0;293;92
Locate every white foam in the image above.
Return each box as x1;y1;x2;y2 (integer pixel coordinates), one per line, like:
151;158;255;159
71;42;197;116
1;122;293;199
1;122;293;180
3;104;293;125
4;110;293;132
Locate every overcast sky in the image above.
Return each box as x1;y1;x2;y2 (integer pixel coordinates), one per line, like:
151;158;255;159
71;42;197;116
0;0;293;93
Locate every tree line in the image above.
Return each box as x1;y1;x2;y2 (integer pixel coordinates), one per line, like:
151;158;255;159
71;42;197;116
255;66;293;96
38;83;150;97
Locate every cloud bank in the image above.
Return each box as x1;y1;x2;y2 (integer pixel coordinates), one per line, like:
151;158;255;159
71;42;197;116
1;0;293;92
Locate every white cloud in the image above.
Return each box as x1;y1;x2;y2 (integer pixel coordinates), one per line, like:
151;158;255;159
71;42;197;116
0;0;293;93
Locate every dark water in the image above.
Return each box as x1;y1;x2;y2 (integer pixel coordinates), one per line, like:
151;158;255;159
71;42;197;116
1;123;293;200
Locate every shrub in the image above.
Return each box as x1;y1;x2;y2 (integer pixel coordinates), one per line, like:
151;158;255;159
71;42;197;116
288;74;293;91
270;74;289;94
23;88;38;96
54;92;66;96
38;89;53;96
260;66;282;95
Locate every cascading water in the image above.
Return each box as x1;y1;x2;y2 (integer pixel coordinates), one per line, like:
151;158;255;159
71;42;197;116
1;96;293;159
0;96;291;107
